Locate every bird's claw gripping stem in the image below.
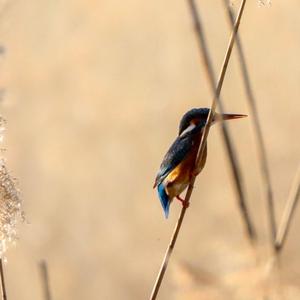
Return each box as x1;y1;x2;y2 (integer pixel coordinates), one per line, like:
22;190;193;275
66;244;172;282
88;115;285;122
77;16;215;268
176;196;190;208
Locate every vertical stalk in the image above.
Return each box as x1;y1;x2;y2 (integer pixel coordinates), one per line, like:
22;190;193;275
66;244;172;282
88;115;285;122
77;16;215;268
0;259;7;300
150;1;247;299
39;260;52;300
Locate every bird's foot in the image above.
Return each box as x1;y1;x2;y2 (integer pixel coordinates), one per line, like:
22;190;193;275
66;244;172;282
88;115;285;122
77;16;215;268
176;196;190;208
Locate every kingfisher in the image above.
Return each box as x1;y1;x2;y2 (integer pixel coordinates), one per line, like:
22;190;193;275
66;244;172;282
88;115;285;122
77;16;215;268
153;108;246;218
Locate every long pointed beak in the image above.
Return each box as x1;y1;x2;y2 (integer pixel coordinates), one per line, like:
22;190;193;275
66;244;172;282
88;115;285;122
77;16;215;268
214;112;247;123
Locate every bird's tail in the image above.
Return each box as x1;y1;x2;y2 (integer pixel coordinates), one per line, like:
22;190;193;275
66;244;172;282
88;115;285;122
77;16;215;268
157;183;170;218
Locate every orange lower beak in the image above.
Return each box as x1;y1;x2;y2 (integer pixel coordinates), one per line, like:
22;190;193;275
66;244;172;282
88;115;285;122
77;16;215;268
214;112;247;122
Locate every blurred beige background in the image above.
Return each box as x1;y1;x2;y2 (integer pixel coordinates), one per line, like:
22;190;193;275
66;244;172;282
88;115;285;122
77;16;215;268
0;0;299;299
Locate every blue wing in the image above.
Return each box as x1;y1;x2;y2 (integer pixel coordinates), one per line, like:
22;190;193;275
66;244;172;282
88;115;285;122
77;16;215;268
154;134;193;188
157;183;170;218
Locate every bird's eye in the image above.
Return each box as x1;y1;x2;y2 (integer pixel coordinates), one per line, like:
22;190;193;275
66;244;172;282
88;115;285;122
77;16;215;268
191;119;200;125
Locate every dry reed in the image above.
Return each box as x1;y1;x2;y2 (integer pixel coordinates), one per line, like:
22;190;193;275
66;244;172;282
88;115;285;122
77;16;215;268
150;1;247;299
0;259;6;300
39;260;52;300
222;0;276;246
275;165;300;252
0;117;23;300
194;0;256;241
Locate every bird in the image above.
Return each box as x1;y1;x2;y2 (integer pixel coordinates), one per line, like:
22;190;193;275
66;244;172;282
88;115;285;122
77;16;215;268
153;108;247;218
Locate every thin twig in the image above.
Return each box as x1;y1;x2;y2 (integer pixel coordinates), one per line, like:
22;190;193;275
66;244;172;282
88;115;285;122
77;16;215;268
149;1;247;299
275;165;300;252
222;0;276;247
39;260;52;300
0;259;7;300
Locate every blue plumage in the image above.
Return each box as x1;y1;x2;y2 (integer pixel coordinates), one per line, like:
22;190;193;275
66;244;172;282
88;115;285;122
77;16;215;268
154;107;246;218
153;134;193;188
154;109;208;218
157;183;170;218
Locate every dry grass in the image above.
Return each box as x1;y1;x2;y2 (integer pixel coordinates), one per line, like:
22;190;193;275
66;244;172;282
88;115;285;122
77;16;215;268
0;117;23;299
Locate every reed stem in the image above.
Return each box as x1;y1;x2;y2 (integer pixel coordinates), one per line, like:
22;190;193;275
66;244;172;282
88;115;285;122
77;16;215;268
150;1;247;299
275;165;300;252
39;260;52;300
222;0;276;246
0;258;7;300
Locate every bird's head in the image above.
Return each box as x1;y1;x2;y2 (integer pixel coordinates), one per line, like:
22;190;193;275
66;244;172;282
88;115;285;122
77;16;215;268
178;107;247;136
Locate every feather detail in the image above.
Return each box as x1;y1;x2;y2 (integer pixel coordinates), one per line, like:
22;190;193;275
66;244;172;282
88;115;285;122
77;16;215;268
153;134;193;188
157;183;170;218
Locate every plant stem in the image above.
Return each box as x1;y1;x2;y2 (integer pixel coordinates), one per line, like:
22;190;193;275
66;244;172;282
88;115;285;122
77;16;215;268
150;1;247;299
0;258;7;300
222;0;275;247
275;165;300;252
39;260;52;300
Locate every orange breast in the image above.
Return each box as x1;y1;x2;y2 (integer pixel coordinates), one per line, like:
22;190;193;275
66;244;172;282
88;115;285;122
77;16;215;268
164;142;208;200
164;143;207;199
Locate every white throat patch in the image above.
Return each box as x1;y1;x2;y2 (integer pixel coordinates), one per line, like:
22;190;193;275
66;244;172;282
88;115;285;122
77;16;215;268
180;123;196;136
